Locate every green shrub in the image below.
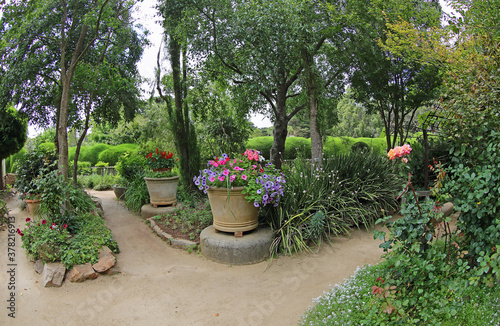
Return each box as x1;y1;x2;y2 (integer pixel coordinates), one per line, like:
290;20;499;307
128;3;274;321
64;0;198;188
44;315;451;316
14;149;58;197
350;141;369;152
76;144;110;166
60;212;119;268
124;175;149;213
266;151;400;254
284;137;311;159
115;151;146;184
97;143;139;166
6;147;26;173
37;142;56;153
246;136;273;159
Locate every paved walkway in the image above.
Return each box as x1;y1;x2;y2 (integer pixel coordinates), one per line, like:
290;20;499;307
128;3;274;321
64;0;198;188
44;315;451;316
1;190;386;326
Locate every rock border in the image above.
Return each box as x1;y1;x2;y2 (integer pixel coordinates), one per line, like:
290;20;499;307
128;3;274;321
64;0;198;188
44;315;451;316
147;218;198;250
34;246;118;287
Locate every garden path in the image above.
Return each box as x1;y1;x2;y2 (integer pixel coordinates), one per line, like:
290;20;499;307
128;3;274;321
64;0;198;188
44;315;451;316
1;190;387;326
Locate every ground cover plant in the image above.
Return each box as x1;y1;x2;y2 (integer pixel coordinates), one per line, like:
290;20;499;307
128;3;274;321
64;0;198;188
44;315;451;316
151;199;212;244
300;141;500;324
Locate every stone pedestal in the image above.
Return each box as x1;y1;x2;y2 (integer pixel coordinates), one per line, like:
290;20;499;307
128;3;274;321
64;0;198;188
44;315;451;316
200;225;274;265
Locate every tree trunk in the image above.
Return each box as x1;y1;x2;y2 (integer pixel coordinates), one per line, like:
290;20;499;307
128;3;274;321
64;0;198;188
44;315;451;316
270;85;289;169
72;100;92;186
303;51;322;168
58;78;70;180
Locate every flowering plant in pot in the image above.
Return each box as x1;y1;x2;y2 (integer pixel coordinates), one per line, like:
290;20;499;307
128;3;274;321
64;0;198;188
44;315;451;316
193;149;285;234
144;149;179;207
145;148;177;173
194;149;286;208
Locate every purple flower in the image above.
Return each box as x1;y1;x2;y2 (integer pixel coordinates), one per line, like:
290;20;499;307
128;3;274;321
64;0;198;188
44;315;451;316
257;189;262;194
253;202;260;207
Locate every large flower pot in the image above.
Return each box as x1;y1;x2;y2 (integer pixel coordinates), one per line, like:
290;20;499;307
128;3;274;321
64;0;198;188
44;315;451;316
206;187;259;235
26;199;41;215
113;185;127;200
144;176;179;207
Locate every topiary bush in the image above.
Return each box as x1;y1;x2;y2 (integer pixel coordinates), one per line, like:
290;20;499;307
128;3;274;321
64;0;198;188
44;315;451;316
97;143;139;166
246;136;273;160
284;137;311;159
76;144;110;166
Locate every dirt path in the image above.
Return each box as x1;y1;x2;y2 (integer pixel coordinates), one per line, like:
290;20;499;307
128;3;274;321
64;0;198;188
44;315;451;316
1;190;387;326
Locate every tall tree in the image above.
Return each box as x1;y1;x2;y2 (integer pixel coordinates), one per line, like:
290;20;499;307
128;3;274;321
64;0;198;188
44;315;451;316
347;0;442;150
0;0;142;180
189;0;335;168
157;0;200;187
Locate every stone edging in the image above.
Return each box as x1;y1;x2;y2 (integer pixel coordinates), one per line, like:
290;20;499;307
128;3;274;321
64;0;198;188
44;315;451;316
147;218;198;250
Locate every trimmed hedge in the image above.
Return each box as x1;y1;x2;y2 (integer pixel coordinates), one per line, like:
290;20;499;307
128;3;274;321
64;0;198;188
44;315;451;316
69;144;110;166
97;144;139;166
248;136;387;160
284;137;311;159
246;137;273;159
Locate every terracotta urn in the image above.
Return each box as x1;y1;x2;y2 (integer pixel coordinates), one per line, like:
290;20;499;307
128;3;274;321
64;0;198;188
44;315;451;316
206;187;259;235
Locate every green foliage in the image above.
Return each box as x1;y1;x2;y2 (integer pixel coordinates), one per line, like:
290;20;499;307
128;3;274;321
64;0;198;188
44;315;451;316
266;151;400;254
60;212;119;269
301;263;500;325
97;143;139;166
20;220;71;263
5;147;26;173
246;137;274;160
152;199;212;241
284;137;311;160
33;168;98;229
72;144;111;166
446;131;500;265
14;148;58;196
330;89;383;138
78;173;118;191
0;104;27;161
115;151;146;184
124;175;149;213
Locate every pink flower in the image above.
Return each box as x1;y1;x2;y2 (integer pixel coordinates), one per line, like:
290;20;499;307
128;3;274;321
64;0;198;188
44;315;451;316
209;176;216;182
222;169;230;176
241;174;247;180
230;175;236;182
402;157;408;163
218;175;225;182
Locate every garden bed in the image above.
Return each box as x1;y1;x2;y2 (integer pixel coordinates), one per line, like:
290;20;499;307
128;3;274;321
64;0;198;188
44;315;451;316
148;199;212;246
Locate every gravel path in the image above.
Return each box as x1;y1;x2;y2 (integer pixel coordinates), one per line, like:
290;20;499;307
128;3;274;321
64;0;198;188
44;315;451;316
1;190;386;326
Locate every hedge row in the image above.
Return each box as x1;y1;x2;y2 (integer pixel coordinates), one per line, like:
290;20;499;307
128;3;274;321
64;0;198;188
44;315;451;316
68;143;139;166
246;136;387;160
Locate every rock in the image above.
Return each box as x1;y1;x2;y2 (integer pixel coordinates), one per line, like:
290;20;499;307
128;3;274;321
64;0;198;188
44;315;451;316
92;246;116;273
439;202;454;219
42;262;66;287
66;263;98;283
34;260;44;274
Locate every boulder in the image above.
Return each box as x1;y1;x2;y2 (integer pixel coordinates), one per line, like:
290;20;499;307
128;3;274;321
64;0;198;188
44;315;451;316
42;262;66;287
34;260;44;274
92;246;116;273
66;263;98;283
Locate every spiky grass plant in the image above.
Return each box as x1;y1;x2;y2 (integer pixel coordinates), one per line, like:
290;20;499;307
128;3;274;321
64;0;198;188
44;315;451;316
266;150;400;255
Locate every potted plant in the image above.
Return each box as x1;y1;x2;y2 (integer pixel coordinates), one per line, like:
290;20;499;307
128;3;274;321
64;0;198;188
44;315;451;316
144;149;180;207
112;177;128;200
24;192;41;215
193;149;286;236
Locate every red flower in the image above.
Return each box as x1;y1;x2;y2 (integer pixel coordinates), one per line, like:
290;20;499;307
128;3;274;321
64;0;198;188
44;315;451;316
26;217;31;223
41;220;47;225
156;148;159;155
376;277;385;284
63;224;68;229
